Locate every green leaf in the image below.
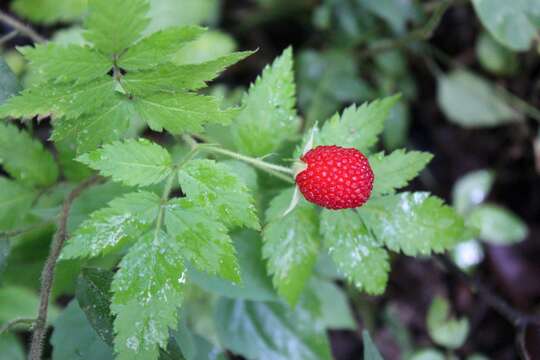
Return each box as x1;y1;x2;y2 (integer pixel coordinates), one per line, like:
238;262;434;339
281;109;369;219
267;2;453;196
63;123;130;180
230;47;299;157
165;198;240;282
123;51;253;95
76;268;115;346
51;301;114;360
427;297;469;349
262;188;320;306
359;0;416;33
472;0;540;51
19;44;111;84
146;0;220;33
437;70;522;127
369;150;433;196
300;95;400;156
112;231;186;360
55;139;94;182
0;57;20;104
308;279;356;330
172;30;236;65
468;204;528;245
0;123;58;187
11;0;86;24
410;349;445;360
476;32;519;76
84;0;150;55
215;297;332;360
119;26;205;70
0;333;24;360
359;192;468;256
187;230;278;302
78;139;173;187
134;92;239;134
452;169;494;214
0;286;59;324
62;191;161;259
320;209;390;294
0;178;37;231
178;159;259;229
362;330;384;360
0;239;9;282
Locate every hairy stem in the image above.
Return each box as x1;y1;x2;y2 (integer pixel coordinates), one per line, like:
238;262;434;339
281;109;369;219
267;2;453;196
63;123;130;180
0;10;45;43
28;176;102;360
0;317;35;335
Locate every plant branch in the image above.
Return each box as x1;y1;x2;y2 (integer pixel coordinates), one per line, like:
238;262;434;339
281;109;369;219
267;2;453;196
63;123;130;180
0;317;35;335
0;30;18;46
436;255;540;358
28;175;102;360
0;10;45;43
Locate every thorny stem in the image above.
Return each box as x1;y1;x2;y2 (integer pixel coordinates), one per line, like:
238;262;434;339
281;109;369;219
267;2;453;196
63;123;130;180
437;255;540;358
28;176;102;360
0;317;35;335
0;10;45;43
182;135;295;183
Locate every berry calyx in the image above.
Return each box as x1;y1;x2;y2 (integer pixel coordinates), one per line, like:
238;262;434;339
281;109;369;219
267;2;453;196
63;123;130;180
295;145;374;210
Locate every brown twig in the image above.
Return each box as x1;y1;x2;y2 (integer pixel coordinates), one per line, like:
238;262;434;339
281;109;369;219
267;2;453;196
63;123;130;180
436;255;540;358
28;175;101;360
0;317;35;335
0;10;45;43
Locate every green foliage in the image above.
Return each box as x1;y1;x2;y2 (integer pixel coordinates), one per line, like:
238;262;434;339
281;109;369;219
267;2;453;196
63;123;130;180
0;333;25;360
0;58;20;104
231;47;298;157
0;178;36;231
362;330;384;360
11;0;86;24
0;286;59;324
452;170;494;215
427;297;470;349
469;204;528;245
476;32;519;76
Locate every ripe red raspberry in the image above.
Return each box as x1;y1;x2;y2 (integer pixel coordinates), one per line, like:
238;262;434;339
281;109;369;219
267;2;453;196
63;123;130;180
295;145;374;210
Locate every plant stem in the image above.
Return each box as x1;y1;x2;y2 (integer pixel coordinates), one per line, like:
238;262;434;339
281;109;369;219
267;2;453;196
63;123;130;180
0;317;35;335
153;172;177;240
0;30;18;45
28;175;101;360
0;10;45;43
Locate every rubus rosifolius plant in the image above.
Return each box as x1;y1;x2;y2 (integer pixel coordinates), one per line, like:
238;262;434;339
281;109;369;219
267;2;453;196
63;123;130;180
0;1;474;359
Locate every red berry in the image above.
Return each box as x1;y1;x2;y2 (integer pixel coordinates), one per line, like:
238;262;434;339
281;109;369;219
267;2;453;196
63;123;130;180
295;145;374;210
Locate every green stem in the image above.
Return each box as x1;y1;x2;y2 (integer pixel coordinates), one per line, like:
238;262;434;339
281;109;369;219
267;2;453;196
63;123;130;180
154;172;176;240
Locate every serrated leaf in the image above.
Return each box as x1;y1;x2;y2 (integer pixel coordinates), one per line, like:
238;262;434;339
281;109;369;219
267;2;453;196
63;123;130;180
0;57;20;104
119;26;205;70
230;47;299;157
362;331;384;360
123;51;253;95
320;209;389;294
78;139;173;187
165;198;240;283
215;297;332;360
19;44;111;84
468;204;528;245
11;0;86;24
111;231;186;360
427;297;469;349
262;188;320;306
0;123;58;187
76;268;115;346
62;191;160;259
369;150;433;196
134;92;239;134
84;0;150;55
359;192;468;256
0;178;37;231
178;159;259;229
50;301;114;360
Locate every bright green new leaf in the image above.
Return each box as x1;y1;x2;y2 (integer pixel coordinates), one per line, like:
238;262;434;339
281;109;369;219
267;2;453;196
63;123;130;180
62;191;161;259
84;0;150;55
359;192;468;256
469;204;528;245
0;178;37;231
119;26;205;70
165;198;240;283
11;0;86;24
437;70;522;127
215;297;333;360
0;123;58;187
452;169;494;214
178;159;259;229
111;231;186;360
472;0;540;51
123;51;253;95
78;139;173;187
369;150;433;196
50;301;114;360
263;188;320;306
231;47;299;157
134;92;239;134
19;44;111;84
427;297;470;349
320;210;389;294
